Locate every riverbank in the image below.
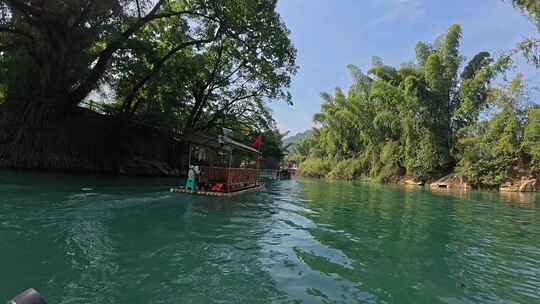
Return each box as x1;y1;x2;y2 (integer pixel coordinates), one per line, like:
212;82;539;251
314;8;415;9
297;157;539;192
0;105;188;177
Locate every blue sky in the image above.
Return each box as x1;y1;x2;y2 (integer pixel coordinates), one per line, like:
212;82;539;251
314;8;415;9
271;0;540;134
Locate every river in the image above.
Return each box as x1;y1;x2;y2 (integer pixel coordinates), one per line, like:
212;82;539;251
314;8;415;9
0;170;539;304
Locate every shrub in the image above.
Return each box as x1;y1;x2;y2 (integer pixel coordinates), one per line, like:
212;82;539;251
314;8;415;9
523;108;540;173
298;157;335;178
376;140;404;182
326;159;363;180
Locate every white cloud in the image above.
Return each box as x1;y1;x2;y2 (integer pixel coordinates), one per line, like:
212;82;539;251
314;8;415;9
385;0;426;23
355;0;426;35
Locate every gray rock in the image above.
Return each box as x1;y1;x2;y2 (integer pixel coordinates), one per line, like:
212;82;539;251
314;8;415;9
519;178;538;192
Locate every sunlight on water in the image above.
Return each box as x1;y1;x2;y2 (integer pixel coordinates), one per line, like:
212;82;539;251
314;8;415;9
0;171;539;303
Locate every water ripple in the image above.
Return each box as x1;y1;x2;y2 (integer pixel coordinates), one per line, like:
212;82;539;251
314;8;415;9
0;173;539;304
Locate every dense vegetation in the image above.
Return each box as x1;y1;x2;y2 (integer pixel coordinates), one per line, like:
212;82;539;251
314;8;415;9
0;0;296;172
283;129;312;151
294;24;539;186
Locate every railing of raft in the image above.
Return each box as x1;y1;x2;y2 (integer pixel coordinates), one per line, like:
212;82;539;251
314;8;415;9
199;166;258;192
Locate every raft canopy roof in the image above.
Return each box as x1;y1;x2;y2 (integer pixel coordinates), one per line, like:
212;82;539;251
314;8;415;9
183;132;261;155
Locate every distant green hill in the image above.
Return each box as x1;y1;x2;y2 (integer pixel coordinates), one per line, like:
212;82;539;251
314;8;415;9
283;129;314;151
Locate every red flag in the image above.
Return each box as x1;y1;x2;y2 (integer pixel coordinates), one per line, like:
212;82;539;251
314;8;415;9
252;134;263;149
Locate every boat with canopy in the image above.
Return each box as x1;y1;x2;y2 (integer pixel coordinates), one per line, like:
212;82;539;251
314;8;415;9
170;130;263;196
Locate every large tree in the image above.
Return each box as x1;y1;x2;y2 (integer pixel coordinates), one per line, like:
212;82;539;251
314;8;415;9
0;0;295;123
108;6;296;135
0;0;296;171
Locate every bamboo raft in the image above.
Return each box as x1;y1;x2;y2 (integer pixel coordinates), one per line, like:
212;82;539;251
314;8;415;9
170;184;265;197
174;130;265;197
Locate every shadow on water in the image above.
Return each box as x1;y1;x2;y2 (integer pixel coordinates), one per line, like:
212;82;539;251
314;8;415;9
0;171;539;304
0;170;282;303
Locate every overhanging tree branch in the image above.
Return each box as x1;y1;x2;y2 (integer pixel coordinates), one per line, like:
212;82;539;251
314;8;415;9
124;27;225;117
189;45;226;124
4;0;32;16
3;0;40;27
194;89;265;132
68;0;220;105
0;25;33;40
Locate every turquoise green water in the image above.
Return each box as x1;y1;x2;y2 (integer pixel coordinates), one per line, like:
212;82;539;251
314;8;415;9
0;171;539;304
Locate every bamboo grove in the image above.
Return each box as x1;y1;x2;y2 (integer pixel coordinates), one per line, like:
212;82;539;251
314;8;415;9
296;24;540;187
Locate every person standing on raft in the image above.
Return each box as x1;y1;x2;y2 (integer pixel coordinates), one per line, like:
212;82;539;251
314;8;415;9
186;165;200;191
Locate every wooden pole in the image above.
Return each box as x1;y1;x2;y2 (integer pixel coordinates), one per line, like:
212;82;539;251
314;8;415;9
228;148;233;193
256;154;260;186
187;143;192;168
187;142;192;180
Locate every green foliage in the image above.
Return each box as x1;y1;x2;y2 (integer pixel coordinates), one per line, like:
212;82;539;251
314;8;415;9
290;136;315;160
101;0;297;135
326;159;363;180
299;25;536;186
425;54;447;95
298;157;362;180
298;158;336;178
442;24;463;89
456;75;534;186
283;130;314;152
517;38;540;68
377;140;404;182
260;129;288;164
512;0;540;30
305;25;478;179
458;52;494;126
461;52;493;80
0;0;297;140
415;42;433;66
510;1;540;68
1;0;128;101
523;107;540;172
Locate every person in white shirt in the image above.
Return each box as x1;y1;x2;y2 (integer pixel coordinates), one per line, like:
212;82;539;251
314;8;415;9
186;165;200;190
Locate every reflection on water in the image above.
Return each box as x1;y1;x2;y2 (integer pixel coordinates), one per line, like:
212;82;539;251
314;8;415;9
0;171;539;304
426;186;540;208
